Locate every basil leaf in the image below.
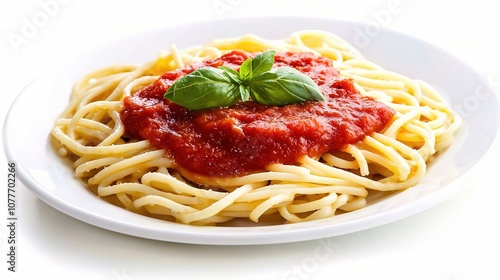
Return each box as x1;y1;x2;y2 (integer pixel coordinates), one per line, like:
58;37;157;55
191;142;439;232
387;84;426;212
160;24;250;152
164;67;241;110
164;50;325;110
239;84;250;102
218;66;250;101
239;57;253;81
249;67;325;106
218;66;241;82
250;50;276;77
239;50;276;81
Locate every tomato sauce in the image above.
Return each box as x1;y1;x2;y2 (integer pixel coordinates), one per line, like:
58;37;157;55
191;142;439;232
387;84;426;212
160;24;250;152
121;51;395;178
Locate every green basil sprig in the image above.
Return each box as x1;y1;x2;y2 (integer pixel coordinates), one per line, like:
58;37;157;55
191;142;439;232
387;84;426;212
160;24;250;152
164;50;325;110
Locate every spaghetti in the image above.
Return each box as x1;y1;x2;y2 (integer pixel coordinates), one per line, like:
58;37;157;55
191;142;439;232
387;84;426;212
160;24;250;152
51;30;461;225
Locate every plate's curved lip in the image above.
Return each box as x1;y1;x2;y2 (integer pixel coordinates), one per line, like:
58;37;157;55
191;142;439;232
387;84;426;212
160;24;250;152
3;16;500;245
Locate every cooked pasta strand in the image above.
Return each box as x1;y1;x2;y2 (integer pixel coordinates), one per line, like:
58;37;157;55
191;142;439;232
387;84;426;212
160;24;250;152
50;30;461;225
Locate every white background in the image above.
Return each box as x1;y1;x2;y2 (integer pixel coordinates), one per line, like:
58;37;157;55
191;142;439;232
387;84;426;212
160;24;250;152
1;0;500;279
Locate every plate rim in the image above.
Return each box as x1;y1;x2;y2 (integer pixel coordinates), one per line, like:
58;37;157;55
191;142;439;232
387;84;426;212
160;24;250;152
4;16;500;245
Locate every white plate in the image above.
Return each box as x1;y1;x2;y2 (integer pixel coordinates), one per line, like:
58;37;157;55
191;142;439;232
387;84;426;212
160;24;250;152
4;17;499;245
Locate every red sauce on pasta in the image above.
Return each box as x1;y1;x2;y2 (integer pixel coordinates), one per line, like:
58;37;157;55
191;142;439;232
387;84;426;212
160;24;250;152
121;51;395;178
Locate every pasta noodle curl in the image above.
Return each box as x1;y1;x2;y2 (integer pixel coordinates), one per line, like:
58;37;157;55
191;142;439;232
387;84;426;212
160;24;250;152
51;30;461;225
